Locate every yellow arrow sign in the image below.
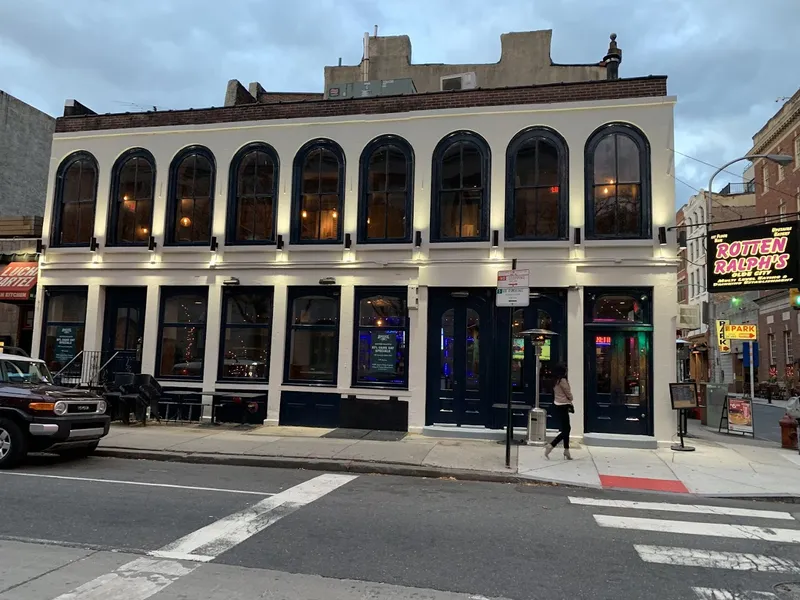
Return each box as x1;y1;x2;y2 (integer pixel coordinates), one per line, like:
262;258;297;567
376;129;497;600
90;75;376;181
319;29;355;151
724;323;758;340
716;320;730;353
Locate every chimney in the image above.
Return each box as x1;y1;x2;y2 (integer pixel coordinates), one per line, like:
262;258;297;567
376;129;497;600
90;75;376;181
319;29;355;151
603;33;622;80
63;99;96;117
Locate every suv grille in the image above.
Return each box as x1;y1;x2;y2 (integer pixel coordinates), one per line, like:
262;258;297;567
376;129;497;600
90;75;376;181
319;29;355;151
67;403;99;414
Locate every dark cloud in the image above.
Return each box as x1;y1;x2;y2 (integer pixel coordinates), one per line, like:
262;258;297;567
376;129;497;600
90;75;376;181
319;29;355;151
1;0;797;207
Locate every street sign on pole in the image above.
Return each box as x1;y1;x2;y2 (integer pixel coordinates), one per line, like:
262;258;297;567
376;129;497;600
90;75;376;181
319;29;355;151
724;323;758;340
496;269;530;307
716;319;730;354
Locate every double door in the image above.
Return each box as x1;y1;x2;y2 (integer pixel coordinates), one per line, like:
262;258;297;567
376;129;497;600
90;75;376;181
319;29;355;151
585;329;651;435
428;289;493;426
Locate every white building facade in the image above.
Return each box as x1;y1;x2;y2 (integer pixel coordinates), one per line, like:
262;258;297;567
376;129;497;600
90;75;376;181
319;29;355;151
33;77;679;445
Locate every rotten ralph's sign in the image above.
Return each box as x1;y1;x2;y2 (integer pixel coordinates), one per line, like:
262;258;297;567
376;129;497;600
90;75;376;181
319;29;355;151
707;222;800;292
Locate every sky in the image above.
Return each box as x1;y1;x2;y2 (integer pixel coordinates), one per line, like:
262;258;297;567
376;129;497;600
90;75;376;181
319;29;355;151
1;0;797;208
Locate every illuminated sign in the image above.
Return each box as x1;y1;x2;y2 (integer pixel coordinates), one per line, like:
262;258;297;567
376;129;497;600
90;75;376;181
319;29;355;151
595;336;611;346
724;323;758;340
708;222;800;292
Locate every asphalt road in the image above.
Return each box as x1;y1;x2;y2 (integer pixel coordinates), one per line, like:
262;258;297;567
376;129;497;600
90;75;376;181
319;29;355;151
2;455;800;600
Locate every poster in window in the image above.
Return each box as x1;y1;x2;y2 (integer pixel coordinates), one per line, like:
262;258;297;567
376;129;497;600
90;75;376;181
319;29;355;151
512;338;525;360
727;396;754;434
669;382;698;410
54;326;77;364
371;332;397;373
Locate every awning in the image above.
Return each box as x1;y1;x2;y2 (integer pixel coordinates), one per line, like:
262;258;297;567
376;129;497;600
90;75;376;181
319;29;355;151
0;262;38;301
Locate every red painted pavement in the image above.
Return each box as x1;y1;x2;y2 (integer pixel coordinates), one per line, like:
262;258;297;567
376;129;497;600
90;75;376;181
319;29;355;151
599;474;689;493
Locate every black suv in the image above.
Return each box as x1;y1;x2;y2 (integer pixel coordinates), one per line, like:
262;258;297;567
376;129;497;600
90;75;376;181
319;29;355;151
0;354;110;468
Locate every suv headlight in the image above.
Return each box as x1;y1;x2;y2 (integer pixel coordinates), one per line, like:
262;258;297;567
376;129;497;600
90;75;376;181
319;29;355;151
53;401;67;416
97;400;107;414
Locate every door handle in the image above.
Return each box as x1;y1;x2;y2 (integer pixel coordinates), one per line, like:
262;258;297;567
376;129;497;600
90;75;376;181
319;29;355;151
641;413;646;418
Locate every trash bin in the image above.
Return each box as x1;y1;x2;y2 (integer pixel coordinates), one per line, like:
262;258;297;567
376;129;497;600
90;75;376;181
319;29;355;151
527;408;547;444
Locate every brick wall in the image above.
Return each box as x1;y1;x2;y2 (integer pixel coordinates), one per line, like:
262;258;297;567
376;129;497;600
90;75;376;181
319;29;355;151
55;76;668;133
758;296;800;383
753;115;800;222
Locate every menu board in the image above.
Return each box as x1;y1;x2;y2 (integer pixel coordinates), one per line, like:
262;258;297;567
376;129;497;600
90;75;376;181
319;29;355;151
371;332;397;373
727;396;754;434
669;382;698;410
54;326;77;364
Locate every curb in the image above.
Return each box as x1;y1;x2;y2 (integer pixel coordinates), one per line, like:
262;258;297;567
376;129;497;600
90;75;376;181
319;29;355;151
94;448;555;486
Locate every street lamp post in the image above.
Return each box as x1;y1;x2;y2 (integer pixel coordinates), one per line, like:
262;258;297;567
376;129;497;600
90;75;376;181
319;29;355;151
706;153;794;386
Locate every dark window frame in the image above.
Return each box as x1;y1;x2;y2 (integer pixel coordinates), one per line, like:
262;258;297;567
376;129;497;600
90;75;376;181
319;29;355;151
225;142;280;246
290;139;346;245
357;135;415;244
584;122;652;240
430;130;491;243
39;286;88;371
351;286;410;389
217;286;274;382
283;286;341;385
155;286;209;381
165;145;216;246
106;148;157;247
505;126;569;241
584;287;653;327
50;151;98;248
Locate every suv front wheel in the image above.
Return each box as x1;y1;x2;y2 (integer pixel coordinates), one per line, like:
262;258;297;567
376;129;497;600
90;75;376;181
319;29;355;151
0;417;27;469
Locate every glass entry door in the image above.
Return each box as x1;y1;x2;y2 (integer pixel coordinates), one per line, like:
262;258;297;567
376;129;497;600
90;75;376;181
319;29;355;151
428;290;491;426
102;287;147;378
585;330;651;435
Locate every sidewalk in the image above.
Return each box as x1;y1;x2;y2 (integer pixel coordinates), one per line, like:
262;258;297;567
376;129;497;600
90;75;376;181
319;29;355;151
97;422;800;498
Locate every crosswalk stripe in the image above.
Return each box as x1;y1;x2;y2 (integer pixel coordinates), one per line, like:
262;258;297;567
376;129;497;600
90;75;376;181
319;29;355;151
568;497;793;520
635;545;800;573
692;587;778;599
595;514;800;543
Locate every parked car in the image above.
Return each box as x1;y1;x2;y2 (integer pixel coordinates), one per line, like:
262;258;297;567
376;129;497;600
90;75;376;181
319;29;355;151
0;354;110;468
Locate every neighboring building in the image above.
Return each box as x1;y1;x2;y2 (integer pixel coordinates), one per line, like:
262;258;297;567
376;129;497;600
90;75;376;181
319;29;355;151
750;88;800;222
0;91;55;355
33;33;679;446
746;88;800;390
676;169;756;386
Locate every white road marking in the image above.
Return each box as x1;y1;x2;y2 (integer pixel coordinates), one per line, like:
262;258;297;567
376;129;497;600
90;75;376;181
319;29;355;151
2;471;275;496
635;545;800;573
150;473;358;562
52;557;198;600
48;473;358;600
595;514;800;543
692;588;778;599
568;496;794;520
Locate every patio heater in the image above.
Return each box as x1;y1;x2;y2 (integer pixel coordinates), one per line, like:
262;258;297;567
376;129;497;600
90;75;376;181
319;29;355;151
519;328;558;445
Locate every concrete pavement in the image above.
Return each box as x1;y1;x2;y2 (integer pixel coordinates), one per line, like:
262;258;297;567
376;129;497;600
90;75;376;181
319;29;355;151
90;421;800;498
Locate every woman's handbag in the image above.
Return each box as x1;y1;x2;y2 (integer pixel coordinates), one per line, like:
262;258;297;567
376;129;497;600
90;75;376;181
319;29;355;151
567;404;575;414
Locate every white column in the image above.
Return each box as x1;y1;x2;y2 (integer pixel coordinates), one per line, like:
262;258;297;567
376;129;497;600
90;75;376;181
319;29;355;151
200;282;223;420
265;283;288;425
653;275;678;441
83;284;103;353
31;281;45;360
139;284;161;376
407;285;428;432
567;287;584;437
337;284;355;389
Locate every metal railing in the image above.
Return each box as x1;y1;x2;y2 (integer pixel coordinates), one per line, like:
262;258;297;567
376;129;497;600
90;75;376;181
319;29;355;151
719;180;756;196
55;350;137;388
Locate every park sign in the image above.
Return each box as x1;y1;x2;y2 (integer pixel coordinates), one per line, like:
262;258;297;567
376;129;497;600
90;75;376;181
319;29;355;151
707;222;800;292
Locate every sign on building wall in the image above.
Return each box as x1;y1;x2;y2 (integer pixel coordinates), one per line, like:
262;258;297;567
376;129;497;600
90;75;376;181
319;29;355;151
0;262;38;300
724;323;758;340
707;222;800;292
370;332;398;373
678;304;701;329
496;269;530;307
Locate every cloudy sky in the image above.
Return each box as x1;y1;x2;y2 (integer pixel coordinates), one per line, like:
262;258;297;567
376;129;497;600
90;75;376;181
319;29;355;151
1;0;797;207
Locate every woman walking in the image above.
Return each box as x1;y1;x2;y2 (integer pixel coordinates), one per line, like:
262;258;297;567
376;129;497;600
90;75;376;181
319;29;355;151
544;364;573;460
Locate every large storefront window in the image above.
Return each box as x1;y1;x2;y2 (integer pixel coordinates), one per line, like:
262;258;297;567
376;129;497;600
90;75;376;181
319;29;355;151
219;288;273;380
285;287;340;384
157;288;208;378
41;288;87;371
584;289;653;436
353;287;408;387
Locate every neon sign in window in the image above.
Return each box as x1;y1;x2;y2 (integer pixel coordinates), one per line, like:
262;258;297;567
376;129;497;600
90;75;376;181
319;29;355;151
595;335;611;346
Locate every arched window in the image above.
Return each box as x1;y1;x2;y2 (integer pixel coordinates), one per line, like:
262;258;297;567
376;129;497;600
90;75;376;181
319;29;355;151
585;123;651;239
291;139;345;244
358;135;414;243
166;146;215;245
431;131;490;242
107;149;155;246
505;127;568;240
227;142;279;244
51;152;98;247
